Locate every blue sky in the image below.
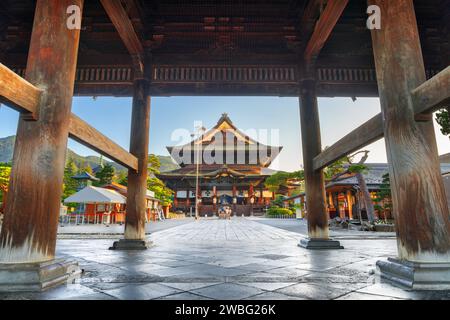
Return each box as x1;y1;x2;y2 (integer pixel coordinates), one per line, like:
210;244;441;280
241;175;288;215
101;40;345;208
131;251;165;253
0;96;448;172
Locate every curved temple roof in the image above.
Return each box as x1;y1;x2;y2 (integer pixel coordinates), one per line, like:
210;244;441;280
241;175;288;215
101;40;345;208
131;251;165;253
166;114;283;168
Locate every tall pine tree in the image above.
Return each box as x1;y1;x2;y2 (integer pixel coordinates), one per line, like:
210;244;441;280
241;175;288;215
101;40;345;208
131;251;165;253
63;158;79;199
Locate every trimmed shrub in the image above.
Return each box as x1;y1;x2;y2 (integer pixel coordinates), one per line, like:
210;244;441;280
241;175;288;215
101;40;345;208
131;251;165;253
267;207;295;216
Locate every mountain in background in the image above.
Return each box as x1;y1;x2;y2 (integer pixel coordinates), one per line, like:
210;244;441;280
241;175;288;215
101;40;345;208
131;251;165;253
0;135;179;173
0;135;15;163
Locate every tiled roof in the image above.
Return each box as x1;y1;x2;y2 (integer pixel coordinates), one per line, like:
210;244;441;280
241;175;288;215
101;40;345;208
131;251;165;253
71;171;100;181
329;163;450;187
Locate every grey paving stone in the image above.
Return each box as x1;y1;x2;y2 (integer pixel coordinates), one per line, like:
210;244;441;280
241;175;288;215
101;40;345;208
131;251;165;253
162;282;222;291
103;283;181;300
356;283;425;300
239;282;297;291
256;254;291;260
244;292;306;300
276;283;350;300
265;267;311;278
156;292;213;300
3;218;447;300
154;260;198;267
201;267;252;277
236;263;281;272
40;284;99;300
191;283;264;300
59;293;119;300
336;292;404;300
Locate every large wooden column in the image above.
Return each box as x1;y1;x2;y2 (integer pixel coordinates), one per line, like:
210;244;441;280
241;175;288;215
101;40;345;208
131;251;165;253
370;0;450;289
0;0;83;291
125;78;150;239
111;60;151;250
0;0;83;263
298;72;343;250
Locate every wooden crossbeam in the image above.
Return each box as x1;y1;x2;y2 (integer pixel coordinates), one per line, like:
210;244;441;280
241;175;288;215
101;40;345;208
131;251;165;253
0;63;42;119
313;67;450;171
313;114;384;171
412;66;450;115
100;0;144;68
69;114;138;172
304;0;349;63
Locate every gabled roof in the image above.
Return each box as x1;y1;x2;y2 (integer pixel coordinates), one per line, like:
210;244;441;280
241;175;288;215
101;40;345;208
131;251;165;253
64;186;126;204
103;182;158;201
166;113;283;167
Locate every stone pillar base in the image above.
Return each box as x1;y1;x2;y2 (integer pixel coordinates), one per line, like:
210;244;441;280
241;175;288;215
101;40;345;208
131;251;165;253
109;239;152;250
376;258;450;290
298;238;344;250
0;258;81;292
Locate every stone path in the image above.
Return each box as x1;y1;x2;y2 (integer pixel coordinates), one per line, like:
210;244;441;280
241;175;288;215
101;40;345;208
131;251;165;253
57;218;193;237
1;218;449;300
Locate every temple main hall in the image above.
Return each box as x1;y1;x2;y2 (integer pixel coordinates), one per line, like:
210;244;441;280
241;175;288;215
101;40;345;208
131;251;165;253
158;114;283;216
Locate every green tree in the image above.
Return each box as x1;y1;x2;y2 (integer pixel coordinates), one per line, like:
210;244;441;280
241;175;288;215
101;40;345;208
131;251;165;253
147;177;174;206
95;163;115;186
148;154;161;175
79;161;93;175
62;158;79;199
264;170;304;194
0;163;12;204
146;154;173;206
436;108;450;137
324;156;347;180
115;170;128;186
373;173;392;222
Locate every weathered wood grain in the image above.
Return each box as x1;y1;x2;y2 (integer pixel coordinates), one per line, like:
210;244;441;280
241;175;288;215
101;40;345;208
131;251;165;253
313;114;384;171
412;66;450;115
0;0;83;263
68;114;138;172
299;79;329;239
0;63;42;119
124;78;151;240
369;0;450;261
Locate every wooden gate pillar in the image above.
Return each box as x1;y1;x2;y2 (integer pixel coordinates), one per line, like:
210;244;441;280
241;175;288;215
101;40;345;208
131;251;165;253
370;0;450;289
111;56;151;250
0;0;83;291
298;66;343;250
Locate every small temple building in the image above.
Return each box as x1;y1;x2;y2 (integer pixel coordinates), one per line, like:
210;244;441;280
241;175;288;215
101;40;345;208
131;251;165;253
158;114;283;216
284;162;450;221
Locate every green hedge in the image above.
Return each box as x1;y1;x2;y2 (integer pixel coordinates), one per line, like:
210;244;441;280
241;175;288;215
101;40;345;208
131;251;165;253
267;207;295;216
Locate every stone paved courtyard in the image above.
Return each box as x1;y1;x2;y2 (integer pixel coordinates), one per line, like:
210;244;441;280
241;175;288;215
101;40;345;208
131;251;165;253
1;218;450;300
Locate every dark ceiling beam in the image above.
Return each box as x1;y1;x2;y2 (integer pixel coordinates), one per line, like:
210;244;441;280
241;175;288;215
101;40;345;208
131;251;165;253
299;0;325;38
100;0;144;72
303;0;349;63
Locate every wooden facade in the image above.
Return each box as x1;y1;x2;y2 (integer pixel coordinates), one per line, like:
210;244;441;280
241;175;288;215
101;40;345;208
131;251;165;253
0;0;449;289
159;114;279;216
